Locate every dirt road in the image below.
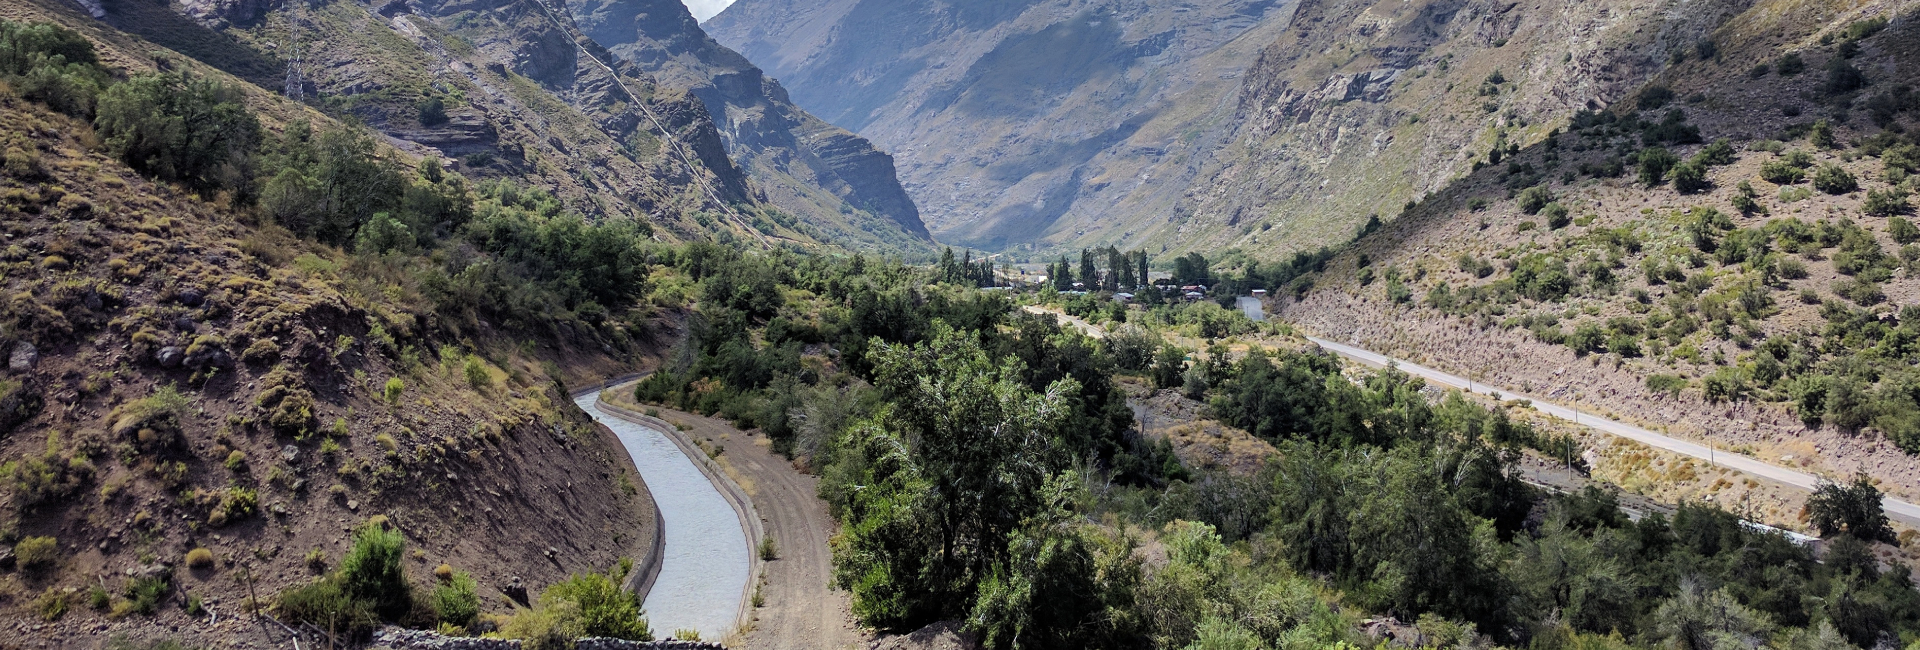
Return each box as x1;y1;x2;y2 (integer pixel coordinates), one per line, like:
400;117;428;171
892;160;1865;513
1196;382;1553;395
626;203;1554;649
602;392;866;650
1305;335;1920;527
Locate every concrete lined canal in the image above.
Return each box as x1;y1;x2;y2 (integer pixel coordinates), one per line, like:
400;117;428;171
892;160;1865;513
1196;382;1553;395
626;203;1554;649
574;389;750;640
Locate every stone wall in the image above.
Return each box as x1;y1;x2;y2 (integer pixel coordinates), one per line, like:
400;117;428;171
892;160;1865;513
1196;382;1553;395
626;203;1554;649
372;628;729;650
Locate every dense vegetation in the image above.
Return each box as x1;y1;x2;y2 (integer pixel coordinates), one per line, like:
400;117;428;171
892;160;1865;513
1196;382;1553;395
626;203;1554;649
625;246;1919;649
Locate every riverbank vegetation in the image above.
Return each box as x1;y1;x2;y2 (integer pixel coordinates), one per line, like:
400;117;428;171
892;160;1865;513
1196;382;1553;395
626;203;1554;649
628;248;1920;649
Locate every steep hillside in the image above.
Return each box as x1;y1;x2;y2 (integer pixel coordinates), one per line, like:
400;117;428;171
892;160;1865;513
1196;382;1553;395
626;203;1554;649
124;0;929;254
571;0;933;252
1168;0;1769;259
0;6;671;645
704;0;1295;251
1267;7;1920;508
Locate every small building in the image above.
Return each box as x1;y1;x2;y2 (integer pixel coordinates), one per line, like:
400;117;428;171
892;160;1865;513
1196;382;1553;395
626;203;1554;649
1184;291;1204;301
1250;289;1267;297
1113;292;1134;302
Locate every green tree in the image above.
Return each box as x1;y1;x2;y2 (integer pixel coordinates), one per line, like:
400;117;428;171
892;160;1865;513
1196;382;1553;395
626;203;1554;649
94;72;261;193
832;326;1078;630
1806;474;1894;542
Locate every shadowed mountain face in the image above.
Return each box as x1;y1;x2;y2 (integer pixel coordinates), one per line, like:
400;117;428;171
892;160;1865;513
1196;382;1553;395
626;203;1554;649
572;0;931;244
705;0;1297;252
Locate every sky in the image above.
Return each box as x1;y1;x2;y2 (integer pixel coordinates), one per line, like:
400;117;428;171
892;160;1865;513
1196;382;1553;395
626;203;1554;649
683;0;736;22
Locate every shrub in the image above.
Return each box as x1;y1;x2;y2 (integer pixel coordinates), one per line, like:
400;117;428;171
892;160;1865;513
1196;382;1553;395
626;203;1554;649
122;574;171;616
1890;217;1919;243
759;535;779;561
1760;160;1805;185
1776;53;1805;76
1811;165;1858;194
537;568;651;641
224;449;247;472
340;520;412;620
94;72;261;193
185;548;215;569
1824;59;1867;96
1865;189;1910;217
1693;139;1736;166
0;20;111;117
1646;374;1688;396
463;356;490;389
417;97;448;126
276;577;379;638
15;536;57;572
1671;161;1710;193
383;377;405;404
430;570;479;628
1730;182;1764;215
1808;120;1837;149
34;588;67;621
1638;147;1678;187
110;385;191;451
1517;185;1555;214
503;601;584;650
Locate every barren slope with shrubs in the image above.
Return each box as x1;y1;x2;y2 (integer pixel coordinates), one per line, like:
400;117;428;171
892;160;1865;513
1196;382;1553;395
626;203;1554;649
0;9;677;648
1265;12;1920;508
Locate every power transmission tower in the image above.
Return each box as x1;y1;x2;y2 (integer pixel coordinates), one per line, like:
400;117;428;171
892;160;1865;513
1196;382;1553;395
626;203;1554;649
283;0;305;100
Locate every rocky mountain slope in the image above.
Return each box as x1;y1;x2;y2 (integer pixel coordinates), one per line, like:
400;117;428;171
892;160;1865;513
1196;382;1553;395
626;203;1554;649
571;0;931;250
704;0;1295;251
129;0;929;254
1268;5;1920;513
0;1;675;643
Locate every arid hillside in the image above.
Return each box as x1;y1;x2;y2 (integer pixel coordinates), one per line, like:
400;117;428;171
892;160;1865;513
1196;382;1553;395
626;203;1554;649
0;4;671;645
1272;10;1920;509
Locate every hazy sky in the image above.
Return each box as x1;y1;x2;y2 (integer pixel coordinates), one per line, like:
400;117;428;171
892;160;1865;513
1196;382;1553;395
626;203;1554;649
684;0;735;21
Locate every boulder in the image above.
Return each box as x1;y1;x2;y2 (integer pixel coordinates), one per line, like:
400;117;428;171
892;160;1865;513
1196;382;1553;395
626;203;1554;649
156;346;185;368
8;342;36;372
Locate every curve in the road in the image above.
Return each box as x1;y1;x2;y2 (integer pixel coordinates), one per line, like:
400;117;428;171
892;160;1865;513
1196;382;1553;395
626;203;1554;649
1302;335;1920;527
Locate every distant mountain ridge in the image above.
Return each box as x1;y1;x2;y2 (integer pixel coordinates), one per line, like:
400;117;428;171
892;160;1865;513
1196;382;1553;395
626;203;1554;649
705;0;1295;252
572;0;931;243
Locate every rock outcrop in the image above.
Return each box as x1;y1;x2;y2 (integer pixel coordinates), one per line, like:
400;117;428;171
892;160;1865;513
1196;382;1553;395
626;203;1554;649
573;0;931;247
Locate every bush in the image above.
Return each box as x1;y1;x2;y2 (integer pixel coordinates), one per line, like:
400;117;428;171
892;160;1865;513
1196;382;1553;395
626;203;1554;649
430;570;479;628
1670;161;1710;193
1811;165;1858;194
94;72;261;194
1890;217;1919;243
120;573;171;617
463;356;491;389
1646;374;1688;396
276;578;379;638
1517;185;1555;214
185;548;215;569
417;97;448;126
1759;160;1805;185
1865;189;1910;217
1542;203;1570;228
1638;147;1678;187
760;534;779;561
1693;139;1736;166
537;568;652;641
14;536;57;572
1776;53;1805;76
0;20;111;117
383;377;406;404
340;521;412;620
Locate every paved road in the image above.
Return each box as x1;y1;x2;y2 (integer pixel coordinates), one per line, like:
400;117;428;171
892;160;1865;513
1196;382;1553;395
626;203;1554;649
1302;334;1920;527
